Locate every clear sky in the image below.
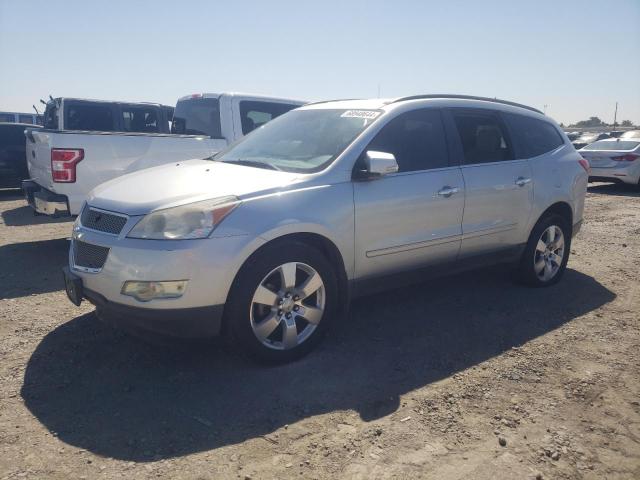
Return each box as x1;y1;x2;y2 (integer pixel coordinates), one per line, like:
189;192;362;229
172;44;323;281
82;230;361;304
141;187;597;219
1;0;639;125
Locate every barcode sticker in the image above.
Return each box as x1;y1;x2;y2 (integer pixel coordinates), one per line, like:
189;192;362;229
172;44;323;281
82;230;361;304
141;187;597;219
341;110;381;119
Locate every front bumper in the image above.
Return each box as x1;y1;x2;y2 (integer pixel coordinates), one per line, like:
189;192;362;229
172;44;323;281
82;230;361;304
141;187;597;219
63;266;224;338
86;287;224;338
22;180;70;216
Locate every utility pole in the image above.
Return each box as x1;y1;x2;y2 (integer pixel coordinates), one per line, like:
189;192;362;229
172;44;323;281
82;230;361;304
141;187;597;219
613;101;618;130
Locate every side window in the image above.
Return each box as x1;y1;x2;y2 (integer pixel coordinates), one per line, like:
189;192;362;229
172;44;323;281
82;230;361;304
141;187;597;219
18;115;34;124
506;113;564;158
120;106;160;133
65;103;114;131
452;111;514;164
239;101;299;135
366;109;449;173
0;113;16;122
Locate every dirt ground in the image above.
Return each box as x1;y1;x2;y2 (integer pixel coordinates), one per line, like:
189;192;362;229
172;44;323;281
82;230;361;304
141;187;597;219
0;184;639;480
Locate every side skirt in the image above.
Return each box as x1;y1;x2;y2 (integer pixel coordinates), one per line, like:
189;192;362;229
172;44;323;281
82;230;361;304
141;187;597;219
350;244;525;298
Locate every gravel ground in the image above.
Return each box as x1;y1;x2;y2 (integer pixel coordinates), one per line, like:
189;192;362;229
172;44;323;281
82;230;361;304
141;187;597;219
1;184;639;480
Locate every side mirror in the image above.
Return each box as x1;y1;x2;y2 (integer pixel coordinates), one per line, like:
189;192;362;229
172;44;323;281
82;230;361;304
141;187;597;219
358;151;398;179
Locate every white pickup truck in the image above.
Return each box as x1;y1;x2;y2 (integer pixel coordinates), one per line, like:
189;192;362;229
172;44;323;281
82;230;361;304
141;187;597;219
23;93;304;216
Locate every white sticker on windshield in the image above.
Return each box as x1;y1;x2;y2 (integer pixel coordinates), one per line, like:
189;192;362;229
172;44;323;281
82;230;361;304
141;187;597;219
341;110;381;119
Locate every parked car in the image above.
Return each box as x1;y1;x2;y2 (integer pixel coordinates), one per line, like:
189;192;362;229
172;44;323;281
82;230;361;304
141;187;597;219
0;123;42;188
580;138;640;186
63;94;588;363
0;111;42;125
22;94;304;216
608;130;625;138
620;130;640;139
565;131;581;141
572;132;610;150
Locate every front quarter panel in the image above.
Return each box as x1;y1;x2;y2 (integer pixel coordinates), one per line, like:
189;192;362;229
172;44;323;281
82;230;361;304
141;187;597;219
214;182;355;279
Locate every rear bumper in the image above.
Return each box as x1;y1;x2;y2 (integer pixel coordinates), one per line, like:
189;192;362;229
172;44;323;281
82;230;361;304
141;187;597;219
21;180;71;216
84;286;224;339
572;219;583;238
589;164;640;185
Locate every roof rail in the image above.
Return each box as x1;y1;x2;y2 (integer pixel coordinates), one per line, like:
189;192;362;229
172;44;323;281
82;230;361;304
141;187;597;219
388;94;543;114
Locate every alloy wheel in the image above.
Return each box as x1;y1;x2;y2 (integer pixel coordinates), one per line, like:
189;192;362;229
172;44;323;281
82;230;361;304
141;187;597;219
249;262;326;350
533;225;565;282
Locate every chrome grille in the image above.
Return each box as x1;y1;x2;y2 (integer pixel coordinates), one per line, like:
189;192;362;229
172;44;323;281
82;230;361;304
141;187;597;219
73;241;110;271
81;207;128;235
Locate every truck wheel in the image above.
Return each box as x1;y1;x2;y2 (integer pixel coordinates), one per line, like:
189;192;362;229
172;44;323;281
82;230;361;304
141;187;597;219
518;213;571;287
224;241;338;363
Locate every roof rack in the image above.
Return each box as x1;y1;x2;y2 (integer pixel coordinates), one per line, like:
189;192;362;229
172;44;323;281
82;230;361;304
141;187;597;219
389;94;543;114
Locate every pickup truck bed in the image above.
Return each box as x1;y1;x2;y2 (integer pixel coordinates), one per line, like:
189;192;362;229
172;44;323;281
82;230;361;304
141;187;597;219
23;93;304;216
24;129;219;215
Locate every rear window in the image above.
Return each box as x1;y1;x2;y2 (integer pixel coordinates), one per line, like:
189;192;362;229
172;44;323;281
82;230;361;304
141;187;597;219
44;102;59;129
582;140;640;151
505;114;564;158
65;103;115;131
171;97;222;138
120;106;160;133
239;101;300;134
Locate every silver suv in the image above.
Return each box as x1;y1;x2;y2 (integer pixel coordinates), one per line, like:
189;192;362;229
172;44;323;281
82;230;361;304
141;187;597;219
63;95;588;362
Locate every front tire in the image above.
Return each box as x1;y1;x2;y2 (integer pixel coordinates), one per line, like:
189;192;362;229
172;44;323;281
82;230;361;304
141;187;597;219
224;241;338;363
518;213;571;287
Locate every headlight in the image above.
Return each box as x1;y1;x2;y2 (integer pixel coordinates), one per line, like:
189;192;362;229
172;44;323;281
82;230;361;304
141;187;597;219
127;196;240;240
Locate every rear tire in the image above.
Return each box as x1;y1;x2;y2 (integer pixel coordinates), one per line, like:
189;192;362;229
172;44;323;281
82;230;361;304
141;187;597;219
518;213;571;287
224;241;338;363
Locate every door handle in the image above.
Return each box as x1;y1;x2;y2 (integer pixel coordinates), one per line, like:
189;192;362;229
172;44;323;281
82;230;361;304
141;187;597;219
437;186;459;198
515;177;532;187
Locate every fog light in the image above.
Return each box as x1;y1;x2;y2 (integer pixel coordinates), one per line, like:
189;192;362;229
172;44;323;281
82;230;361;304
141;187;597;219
121;280;188;302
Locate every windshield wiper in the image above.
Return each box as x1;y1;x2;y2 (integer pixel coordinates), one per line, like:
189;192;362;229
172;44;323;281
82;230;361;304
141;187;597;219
221;159;280;171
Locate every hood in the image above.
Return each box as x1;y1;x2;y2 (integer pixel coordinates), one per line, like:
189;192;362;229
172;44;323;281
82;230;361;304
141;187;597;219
87;159;302;215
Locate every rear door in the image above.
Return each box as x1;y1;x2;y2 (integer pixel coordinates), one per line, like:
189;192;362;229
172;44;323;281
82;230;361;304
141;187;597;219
353;108;465;279
446;108;533;258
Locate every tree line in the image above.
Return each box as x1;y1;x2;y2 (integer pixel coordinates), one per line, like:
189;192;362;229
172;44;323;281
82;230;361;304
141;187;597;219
564;117;637;128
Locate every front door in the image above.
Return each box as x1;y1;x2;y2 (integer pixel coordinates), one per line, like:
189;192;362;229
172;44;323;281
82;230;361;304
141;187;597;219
353;108;465;279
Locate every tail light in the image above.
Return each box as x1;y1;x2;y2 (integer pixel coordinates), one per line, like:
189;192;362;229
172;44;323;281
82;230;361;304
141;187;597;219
51;148;84;182
578;157;590;173
611;154;639;162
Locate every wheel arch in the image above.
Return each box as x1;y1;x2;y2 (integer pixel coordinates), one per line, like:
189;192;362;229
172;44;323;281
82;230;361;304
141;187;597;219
539;201;573;227
221;231;350;334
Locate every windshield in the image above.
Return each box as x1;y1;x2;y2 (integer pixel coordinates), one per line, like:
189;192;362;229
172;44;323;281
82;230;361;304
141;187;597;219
583;140;640;151
214;109;380;173
171;97;222;138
